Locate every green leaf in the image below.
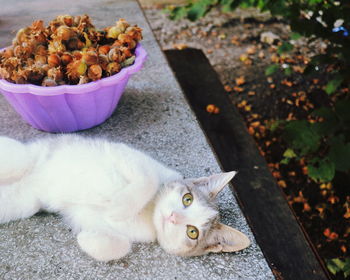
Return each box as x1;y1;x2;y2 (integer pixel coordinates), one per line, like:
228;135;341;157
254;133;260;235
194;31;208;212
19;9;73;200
307;158;335;182
326;258;350;277
185;0;219;21
187;4;208;21
283;148;297;158
308;0;323;4
326;259;342;275
344;258;350;277
281;148;297;164
265;64;279;76
335;100;350;121
166;6;188;20
332;258;346;270
311;107;339;135
277;42;294;54
312;107;335;118
283;120;321;155
329;136;350;172
325;76;343;95
221;0;239;12
290;32;302;40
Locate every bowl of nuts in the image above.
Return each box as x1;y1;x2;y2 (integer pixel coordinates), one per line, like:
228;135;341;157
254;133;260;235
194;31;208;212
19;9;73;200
0;15;147;133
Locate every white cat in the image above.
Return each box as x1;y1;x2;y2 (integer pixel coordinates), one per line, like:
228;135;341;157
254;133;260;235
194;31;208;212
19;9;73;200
0;135;250;261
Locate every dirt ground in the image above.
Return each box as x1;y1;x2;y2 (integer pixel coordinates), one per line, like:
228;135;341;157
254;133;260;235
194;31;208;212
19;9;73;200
144;6;349;280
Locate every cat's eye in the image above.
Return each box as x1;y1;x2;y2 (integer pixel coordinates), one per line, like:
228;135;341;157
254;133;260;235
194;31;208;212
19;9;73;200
182;193;193;207
186;225;199;240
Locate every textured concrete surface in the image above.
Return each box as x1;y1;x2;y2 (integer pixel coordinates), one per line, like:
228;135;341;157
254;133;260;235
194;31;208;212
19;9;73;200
0;0;274;279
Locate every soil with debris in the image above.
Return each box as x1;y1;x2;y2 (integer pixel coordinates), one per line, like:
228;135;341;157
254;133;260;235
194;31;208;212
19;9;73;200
144;6;349;280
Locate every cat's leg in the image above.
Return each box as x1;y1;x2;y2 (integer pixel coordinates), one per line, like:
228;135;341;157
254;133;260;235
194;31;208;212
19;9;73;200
0;184;41;223
0;137;35;185
77;231;131;262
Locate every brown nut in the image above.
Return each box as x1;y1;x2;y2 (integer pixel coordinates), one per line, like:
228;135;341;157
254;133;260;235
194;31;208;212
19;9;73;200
88;64;102;81
82;51;99;66
61;52;73;65
55;26;74;41
47;54;61;67
34;54;47;65
98;45;110;55
106;62;121;76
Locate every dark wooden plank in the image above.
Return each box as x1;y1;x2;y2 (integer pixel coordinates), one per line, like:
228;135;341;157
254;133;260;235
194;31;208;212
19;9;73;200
165;48;330;280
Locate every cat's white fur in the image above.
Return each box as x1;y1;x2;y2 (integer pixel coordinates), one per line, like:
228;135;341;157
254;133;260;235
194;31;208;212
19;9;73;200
0;135;250;261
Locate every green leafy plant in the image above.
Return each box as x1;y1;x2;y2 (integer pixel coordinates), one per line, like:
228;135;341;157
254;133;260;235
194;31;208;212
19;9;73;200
281;99;350;183
326;258;350;278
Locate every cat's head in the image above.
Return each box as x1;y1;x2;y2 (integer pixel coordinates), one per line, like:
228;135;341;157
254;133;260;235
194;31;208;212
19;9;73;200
153;171;250;257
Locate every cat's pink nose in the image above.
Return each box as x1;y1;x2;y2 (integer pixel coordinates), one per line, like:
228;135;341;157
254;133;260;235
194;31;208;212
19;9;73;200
167;212;182;224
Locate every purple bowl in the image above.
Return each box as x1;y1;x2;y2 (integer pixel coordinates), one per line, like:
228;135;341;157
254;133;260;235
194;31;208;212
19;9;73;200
0;44;147;133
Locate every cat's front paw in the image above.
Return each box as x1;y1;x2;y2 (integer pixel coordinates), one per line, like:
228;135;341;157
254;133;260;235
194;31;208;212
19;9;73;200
77;231;131;262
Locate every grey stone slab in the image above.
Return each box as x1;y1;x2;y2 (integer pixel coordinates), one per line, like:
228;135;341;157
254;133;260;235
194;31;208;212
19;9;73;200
0;0;274;279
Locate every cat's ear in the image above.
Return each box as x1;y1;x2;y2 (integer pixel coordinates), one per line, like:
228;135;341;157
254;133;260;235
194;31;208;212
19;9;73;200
204;223;250;254
187;171;237;199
